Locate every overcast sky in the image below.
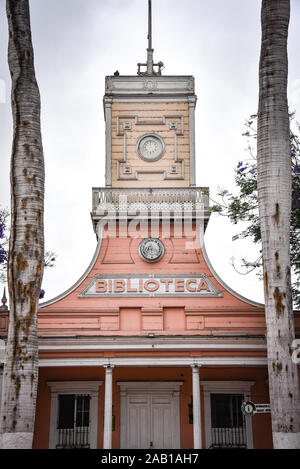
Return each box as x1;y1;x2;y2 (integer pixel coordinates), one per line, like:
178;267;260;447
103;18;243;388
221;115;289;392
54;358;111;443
1;0;300;305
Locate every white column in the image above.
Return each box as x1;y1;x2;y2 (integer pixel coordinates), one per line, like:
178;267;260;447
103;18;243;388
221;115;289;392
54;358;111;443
104;97;112;187
103;365;114;449
191;364;202;449
188;96;196;186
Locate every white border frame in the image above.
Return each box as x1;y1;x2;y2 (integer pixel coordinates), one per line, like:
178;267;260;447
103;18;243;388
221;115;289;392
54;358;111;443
202;380;255;449
47;380;103;449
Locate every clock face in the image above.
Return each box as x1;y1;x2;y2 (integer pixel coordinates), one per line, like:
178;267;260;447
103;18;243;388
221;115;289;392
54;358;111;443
137;134;165;161
139;238;165;262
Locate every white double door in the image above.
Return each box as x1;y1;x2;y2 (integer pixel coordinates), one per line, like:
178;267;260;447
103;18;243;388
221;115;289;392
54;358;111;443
119;382;182;449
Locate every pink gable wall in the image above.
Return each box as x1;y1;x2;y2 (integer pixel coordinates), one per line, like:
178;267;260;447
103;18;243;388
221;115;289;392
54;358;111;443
35;226;272;337
1;228;299;338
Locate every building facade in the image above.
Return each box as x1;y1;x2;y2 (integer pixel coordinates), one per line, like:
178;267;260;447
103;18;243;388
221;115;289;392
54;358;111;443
0;2;299;450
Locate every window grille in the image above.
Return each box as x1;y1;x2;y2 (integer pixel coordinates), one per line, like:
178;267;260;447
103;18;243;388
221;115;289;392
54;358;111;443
56;394;91;449
210;394;247;449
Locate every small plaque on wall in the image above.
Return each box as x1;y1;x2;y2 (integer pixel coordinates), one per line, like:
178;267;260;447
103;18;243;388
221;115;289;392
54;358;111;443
123;122;131;130
123;165;132;174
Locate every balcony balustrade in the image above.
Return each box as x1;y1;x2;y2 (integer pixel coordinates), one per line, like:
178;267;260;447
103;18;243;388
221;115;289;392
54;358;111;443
210;426;247;449
92;186;209;220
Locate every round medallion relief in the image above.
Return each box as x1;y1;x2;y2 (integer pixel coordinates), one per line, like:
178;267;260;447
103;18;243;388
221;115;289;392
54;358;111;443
139;238;165;263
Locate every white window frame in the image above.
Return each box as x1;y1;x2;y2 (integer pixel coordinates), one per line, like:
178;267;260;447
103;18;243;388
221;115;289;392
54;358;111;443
202;381;255;449
47;381;103;449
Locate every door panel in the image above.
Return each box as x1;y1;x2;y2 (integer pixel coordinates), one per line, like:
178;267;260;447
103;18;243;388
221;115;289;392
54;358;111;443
127;402;150;449
152;405;173;449
124;390;179;449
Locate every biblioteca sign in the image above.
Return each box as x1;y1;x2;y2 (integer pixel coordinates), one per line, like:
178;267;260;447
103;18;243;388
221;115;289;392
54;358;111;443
79;274;223;298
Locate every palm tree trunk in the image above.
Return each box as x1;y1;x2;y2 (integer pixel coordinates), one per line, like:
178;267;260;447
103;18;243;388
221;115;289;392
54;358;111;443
0;0;44;449
257;0;300;448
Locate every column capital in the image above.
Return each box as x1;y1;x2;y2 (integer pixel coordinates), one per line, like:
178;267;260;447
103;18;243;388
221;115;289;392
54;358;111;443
190;363;202;369
103;96;113;106
187;95;197;106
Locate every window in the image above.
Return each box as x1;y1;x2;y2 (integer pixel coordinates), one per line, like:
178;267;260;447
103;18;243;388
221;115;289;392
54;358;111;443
48;381;102;449
56;394;91;448
210;393;246;448
202;381;254;449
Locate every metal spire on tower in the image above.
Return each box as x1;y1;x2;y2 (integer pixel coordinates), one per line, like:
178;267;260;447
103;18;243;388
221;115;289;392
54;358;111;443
146;0;153;74
137;0;164;76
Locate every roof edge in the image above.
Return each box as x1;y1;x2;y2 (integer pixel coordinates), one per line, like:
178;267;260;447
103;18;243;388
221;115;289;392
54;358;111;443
38;235;103;309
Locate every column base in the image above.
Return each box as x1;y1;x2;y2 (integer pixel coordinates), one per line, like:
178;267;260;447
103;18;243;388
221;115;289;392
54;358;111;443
273;432;300;449
1;432;33;449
